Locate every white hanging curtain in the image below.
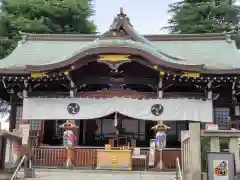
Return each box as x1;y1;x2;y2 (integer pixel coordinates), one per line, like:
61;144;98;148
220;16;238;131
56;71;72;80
23;97;213;122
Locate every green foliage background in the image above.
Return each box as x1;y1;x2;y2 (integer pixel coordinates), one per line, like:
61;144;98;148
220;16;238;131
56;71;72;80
0;0;96;59
166;0;240;34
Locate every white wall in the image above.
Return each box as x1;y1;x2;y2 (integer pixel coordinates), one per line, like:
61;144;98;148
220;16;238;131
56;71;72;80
0;121;9;130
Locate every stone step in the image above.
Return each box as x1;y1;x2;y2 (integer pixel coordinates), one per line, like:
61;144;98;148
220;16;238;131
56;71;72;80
0;171;12;180
17;168;177;180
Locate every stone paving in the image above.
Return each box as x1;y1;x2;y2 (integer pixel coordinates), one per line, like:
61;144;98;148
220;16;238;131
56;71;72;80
17;169;176;180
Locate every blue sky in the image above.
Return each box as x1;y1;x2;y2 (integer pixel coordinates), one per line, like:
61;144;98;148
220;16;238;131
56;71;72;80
93;0;179;34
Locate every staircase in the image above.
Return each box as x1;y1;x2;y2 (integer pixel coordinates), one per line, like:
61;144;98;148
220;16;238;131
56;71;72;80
16;169;177;180
12;157;181;180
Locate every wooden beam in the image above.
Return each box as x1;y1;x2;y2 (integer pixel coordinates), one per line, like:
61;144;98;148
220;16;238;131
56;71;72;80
28;91;69;97
76;91;157;98
163;92;205;99
76;77;158;85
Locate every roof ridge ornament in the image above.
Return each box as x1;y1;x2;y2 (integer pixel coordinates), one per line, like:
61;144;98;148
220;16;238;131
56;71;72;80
120;7;124;15
118;7;126;17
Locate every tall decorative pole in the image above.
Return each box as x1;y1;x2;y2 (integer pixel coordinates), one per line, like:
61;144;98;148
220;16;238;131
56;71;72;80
151;120;170;170
60;120;78;168
114;112;118;135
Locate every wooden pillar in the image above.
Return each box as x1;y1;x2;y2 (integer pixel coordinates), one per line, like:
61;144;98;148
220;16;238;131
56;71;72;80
23;80;28;98
188;122;201;180
158;77;163;98
82;120;86;145
207;81;212;100
229;137;240;173
9;94;17;132
232;82;240;120
69;80;75;98
210;137;220;152
69;80;78;145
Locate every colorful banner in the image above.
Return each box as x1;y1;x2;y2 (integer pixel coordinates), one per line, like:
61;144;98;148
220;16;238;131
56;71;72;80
213;160;228;180
156;132;166;149
63;130;75;147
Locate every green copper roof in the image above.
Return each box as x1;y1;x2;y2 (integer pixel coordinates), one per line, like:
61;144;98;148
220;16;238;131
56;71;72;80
154;40;240;69
0;37;239;70
0;39;182;68
0;40;85;68
1;11;239;72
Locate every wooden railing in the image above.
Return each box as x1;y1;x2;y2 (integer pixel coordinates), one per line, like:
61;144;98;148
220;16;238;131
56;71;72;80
32;146;181;171
181;132;191;173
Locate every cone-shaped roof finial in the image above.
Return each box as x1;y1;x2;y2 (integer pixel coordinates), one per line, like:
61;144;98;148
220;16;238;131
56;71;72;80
120;7;123;15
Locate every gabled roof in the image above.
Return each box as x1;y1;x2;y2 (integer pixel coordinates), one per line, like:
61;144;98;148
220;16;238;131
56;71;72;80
0;9;240;75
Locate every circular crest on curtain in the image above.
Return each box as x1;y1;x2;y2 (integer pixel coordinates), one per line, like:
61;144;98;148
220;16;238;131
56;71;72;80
67;103;80;115
151;104;164;116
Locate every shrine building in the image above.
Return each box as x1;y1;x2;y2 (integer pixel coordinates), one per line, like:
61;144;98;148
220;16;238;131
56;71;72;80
0;10;240;168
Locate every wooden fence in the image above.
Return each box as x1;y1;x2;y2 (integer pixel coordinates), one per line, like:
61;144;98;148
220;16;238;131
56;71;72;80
32;146;181;171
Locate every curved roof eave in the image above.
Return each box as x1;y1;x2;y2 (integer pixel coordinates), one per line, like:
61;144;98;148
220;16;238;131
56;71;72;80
0;42;239;75
25;44;203;72
19;44;240;74
0;67;29;75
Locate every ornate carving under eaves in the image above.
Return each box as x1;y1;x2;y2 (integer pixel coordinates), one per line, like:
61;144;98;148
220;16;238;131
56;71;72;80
97;55;131;72
2;79;21;95
108;84;125;91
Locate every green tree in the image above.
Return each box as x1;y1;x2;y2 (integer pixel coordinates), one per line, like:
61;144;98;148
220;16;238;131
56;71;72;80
0;0;96;59
166;0;240;34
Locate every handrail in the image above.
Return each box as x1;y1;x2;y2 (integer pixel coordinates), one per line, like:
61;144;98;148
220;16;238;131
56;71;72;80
10;155;26;180
37;145;182;150
176;157;183;180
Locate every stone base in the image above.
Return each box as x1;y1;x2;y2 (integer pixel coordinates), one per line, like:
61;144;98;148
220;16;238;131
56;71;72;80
24;168;36;178
0;172;12;180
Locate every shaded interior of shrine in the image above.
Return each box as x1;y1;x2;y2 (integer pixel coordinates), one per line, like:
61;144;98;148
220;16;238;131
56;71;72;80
28;59;161;97
41;113;188;148
19;57;210;148
27;56;223;99
71;60;159;93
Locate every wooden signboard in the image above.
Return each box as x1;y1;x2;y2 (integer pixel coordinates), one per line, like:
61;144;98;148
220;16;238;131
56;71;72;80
205;123;219;131
96;149;132;170
19;124;30;145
